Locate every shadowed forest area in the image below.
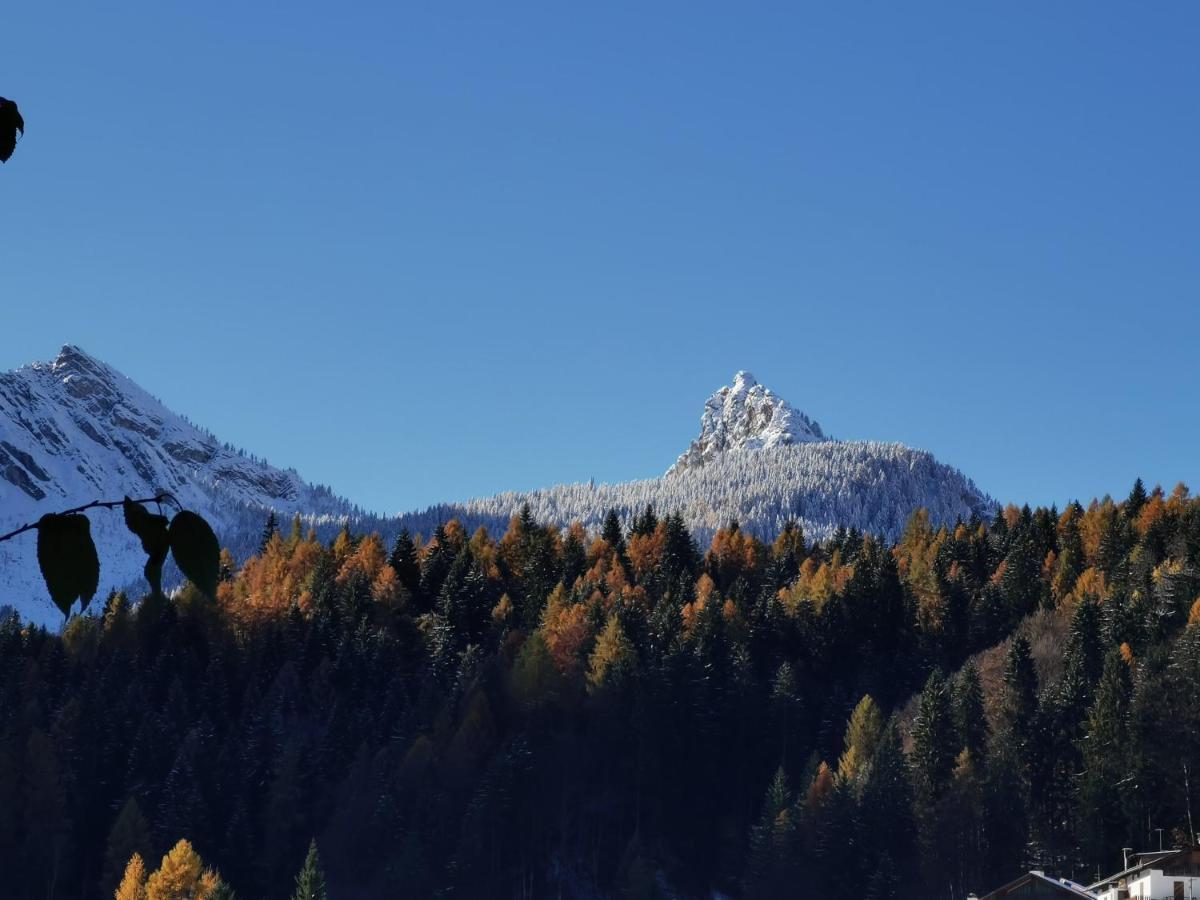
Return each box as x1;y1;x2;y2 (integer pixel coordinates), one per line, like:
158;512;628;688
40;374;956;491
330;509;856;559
3;479;1200;897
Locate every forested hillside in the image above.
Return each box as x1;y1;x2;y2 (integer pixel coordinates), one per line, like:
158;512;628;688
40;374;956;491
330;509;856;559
2;479;1198;898
0;354;993;626
393;439;994;548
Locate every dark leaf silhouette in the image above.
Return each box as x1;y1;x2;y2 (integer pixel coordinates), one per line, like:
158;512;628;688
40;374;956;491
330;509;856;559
168;510;220;598
35;513;100;617
123;496;170;596
0;97;24;163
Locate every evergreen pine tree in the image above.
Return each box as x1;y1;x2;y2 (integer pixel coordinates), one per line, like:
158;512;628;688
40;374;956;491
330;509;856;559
1076;649;1134;863
952;661;987;760
768;661;803;765
102;797;153;897
910;670;955;802
860;721;915;884
291;839;327;900
631;504;658;537
387;529;421;594
560;527;587;588
1126;477;1148;520
259;511;279;554
1000;634;1038;737
745;766;796;898
1001;524;1041;617
601;508;627;558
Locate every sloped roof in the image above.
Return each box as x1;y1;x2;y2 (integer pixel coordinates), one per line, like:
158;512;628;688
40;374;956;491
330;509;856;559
981;870;1097;900
1087;849;1185;890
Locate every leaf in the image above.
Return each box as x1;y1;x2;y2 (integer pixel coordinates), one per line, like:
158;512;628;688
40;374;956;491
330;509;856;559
123;496;170;596
0;97;23;164
169;510;220;598
36;513;100;618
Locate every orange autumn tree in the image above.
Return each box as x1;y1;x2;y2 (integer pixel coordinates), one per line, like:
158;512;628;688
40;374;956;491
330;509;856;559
626;521;667;583
777;552;853;617
681;572;716;636
540;583;594;676
705;523;765;592
218;527;324;622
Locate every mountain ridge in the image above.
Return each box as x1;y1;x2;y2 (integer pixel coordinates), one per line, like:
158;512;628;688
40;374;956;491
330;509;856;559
0;345;357;623
0;351;995;625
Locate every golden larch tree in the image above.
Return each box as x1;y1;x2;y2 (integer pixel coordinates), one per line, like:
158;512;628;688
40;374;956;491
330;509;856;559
144;839;219;900
115;853;148;900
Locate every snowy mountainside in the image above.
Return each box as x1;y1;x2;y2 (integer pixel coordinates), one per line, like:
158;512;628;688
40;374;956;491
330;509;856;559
390;372;993;545
669;370;826;473
390;440;995;548
0;345;357;624
0;356;995;624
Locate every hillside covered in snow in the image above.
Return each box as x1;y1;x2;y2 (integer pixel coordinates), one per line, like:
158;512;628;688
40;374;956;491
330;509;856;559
0;356;994;625
0;345;358;624
392;372;994;545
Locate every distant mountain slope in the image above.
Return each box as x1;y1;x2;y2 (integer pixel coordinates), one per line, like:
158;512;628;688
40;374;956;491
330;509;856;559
392;372;995;545
0;357;994;625
393;440;994;547
0;345;357;624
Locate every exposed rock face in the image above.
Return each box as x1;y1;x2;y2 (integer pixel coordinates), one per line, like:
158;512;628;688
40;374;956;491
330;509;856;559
669;371;827;474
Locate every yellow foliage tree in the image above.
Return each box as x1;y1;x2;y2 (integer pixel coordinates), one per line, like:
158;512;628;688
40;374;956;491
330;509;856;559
115;853;148;900
777;553;853;617
836;695;883;784
336;533;387;585
895;509;945;629
587;615;635;694
144;839;219;900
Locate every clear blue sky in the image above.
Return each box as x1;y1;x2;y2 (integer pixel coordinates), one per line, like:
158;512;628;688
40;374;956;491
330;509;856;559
3;2;1198;514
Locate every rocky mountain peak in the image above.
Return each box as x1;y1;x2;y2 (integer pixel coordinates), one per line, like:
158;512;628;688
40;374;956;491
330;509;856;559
668;371;827;474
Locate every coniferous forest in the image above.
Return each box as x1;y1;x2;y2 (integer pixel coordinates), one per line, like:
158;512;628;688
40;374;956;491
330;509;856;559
4;480;1200;898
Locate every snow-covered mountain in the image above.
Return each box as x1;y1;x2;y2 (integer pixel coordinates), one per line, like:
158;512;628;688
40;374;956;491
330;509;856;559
0;355;995;625
0;345;357;624
669;370;826;473
392;372;995;547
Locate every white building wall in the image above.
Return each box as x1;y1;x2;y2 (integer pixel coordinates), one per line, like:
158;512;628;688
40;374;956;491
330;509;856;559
1126;870;1200;900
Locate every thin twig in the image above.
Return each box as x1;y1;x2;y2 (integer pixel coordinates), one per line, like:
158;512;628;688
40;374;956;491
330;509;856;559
0;492;180;544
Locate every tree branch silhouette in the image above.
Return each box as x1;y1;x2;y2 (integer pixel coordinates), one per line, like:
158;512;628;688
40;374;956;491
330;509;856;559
0;492;180;544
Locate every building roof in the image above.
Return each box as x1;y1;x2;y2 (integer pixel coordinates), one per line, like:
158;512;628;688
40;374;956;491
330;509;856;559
1086;849;1185;890
980;870;1098;900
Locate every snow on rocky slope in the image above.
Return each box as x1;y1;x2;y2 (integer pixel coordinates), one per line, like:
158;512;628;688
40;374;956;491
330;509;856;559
392;372;996;547
0;357;995;625
668;371;826;473
0;345;356;624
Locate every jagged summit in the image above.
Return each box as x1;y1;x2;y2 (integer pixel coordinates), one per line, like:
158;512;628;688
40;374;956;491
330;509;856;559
668;371;827;474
